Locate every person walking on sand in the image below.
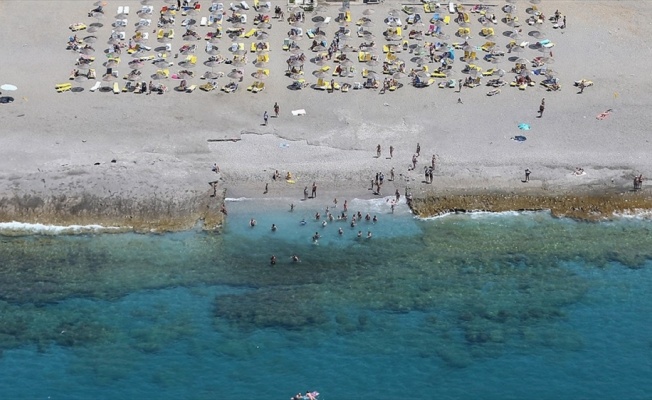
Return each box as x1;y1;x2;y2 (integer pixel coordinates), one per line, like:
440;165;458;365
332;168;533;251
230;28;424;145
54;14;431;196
458;79;462;92
416;143;421;157
273;102;279;117
538;98;545;118
376;144;381;158
524;168;531;182
390;167;395;181
389;145;394;159
263;111;269;125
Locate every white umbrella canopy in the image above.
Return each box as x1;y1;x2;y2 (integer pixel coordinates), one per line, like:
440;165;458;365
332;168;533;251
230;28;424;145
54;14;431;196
0;84;18;91
227;69;243;79
363;8;375;16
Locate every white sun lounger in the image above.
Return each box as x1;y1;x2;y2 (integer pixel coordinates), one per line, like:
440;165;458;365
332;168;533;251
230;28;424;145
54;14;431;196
124;6;129;14
323;16;331;24
240;1;250;10
200;16;208;26
291;109;306;116
117;6;124;14
89;81;101;92
448;2;455;13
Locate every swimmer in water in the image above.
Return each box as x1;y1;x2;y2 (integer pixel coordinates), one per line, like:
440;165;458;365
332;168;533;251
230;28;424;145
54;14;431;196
367;231;372;238
338;227;343;235
357;230;362;238
312;232;320;242
350;220;356;228
315;212;320;220
365;213;371;221
291;254;300;263
372;215;378;223
250;218;257;227
322;221;327;227
357;211;362;220
270;255;277;265
271;224;277;232
300;218;307;225
290;203;294;212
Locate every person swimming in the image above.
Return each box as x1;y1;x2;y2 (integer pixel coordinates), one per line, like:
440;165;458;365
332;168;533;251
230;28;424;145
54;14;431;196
338;227;343;235
357;230;362;238
321;221;327;227
312;232;320;242
365;213;371;221
367;231;372;238
291;254;300;263
270;255;277;265
271;223;277;231
250;218;257;227
315;212;320;220
300;218;307;225
372;215;378;223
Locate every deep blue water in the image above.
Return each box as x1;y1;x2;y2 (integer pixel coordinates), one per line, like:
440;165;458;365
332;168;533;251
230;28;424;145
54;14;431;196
0;197;651;399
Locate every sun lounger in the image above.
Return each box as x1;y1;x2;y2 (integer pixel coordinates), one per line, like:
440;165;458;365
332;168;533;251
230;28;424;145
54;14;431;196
117;6;124;15
323;17;331;24
252;81;265;93
57;84;73;93
448;2;456;14
186;84;197;93
113;82;120;94
315;78;329;90
124;6;130;14
200;17;208;26
443;15;450;25
89;81;101;92
240;1;249;10
55;82;72;89
200;82;217;91
69;23;87;31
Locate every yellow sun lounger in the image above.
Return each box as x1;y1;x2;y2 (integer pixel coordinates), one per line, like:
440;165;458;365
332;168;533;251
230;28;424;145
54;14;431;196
55;82;73;89
244;28;257;38
247;81;260;91
56;83;73;92
69;23;87;32
252;81;265;93
186;84;197;92
443;15;450;25
113;82;120;94
158;29;165;39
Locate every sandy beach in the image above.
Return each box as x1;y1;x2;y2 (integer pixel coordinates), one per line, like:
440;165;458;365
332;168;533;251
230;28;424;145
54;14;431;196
1;0;651;229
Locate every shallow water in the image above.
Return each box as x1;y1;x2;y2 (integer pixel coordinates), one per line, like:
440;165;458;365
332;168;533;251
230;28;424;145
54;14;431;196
1;198;651;399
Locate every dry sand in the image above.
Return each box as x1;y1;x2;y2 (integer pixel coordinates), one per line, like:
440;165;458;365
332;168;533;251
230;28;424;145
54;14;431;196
0;0;651;228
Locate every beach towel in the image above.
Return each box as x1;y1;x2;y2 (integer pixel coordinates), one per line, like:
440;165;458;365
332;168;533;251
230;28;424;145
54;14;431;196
518;123;530;130
512;135;527;142
291;109;306;116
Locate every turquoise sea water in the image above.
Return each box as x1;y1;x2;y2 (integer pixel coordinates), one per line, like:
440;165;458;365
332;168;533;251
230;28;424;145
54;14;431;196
1;197;651;399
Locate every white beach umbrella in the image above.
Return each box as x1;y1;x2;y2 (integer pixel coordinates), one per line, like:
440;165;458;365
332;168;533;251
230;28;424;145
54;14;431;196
227;70;243;79
363;9;375;16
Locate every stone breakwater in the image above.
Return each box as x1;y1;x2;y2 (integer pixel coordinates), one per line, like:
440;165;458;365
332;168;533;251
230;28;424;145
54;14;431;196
410;190;652;221
0;190;225;232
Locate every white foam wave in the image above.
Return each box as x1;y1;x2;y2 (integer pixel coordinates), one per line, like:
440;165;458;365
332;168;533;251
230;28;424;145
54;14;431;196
419;209;547;221
612;209;652;220
0;221;123;236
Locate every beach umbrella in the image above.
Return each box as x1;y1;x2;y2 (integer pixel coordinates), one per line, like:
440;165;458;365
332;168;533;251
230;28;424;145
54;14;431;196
141;0;153;4
363;8;375;16
497;69;506;77
530;0;541;4
186;8;199;16
83;35;98;44
206;47;220;55
509;31;522;40
289;59;304;67
152;72;169;80
253;70;269;80
367;71;380;80
341;59;353;67
515;57;530;64
289;34;303;41
158;35;171;43
518;123;530;130
254;60;268;68
364;33;376;41
103;59;120;68
116;12;128;19
542;56;555;64
204;60;222;68
388;9;400;17
289;72;303;80
291;20;304;27
290;47;303;55
512;45;524;53
362;21;374;28
179;60;197;68
74;75;89;84
233;58;247;67
127;71;143;81
227;70;243;79
367;59;380;67
312;70;327;78
129;61;145;69
209;35;221;44
154;60;171;68
179;70;195;79
313;58;327;66
312;45;326;52
203;71;221;80
93;1;107;6
393;71;407;80
259;22;272;29
102;74;118;82
89;11;104;20
80;46;96;55
137;8;153;17
312;15;325;22
256;31;270;40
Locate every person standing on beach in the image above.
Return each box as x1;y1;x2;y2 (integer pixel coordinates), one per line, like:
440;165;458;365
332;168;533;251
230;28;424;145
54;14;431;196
263;111;269;125
390;167;395;181
411;154;418;170
274;102;280;117
303;186;308;200
458;79;462;92
431;155;436;170
343;200;348;212
538;98;545;118
376;144;381;158
524;168;531;182
416;143;421;157
311;182;317;198
389;145;394;159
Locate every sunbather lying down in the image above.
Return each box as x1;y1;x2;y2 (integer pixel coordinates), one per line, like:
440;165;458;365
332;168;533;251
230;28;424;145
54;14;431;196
596;109;613;120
